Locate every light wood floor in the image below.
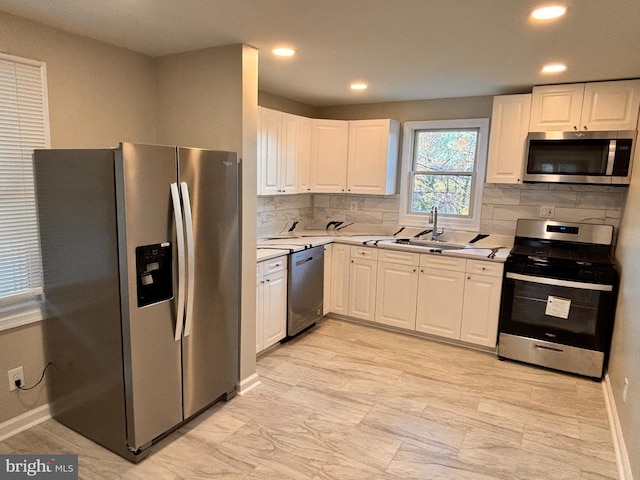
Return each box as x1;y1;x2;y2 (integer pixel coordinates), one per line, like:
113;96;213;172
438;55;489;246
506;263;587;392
1;318;618;479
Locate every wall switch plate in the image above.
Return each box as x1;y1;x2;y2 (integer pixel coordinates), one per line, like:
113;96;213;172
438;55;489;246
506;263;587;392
539;206;555;218
623;378;629;402
8;366;24;392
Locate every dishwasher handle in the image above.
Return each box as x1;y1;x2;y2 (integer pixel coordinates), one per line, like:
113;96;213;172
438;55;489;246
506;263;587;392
295;256;315;266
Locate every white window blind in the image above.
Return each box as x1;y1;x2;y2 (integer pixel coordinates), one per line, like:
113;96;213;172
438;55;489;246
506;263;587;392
0;53;50;311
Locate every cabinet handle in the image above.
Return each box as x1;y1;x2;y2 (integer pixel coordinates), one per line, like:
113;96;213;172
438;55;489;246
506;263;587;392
573;125;578;130
266;278;270;282
482;267;486;271
413;269;417;273
420;269;424;273
468;276;471;280
583;125;588;130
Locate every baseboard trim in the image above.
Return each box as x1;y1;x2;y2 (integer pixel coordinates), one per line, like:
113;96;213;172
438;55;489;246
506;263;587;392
0;404;51;442
237;373;261;396
603;373;634;480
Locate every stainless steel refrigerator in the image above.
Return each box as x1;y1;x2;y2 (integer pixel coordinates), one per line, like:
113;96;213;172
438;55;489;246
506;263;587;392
34;143;240;462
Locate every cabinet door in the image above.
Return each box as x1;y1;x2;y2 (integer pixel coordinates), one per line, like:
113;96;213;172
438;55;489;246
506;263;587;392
529;84;584;132
298;116;312;193
256;270;264;353
330;244;350;315
460;274;502;348
263;269;287;349
486;94;531;184
310;119;349;193
375;262;418;330
323;244;332;315
347;119;399;195
348;258;377;321
416;268;464;339
259;107;281;195
279;112;300;194
581;80;640;131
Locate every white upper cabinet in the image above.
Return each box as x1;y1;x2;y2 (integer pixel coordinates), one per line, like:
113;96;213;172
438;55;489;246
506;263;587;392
581;80;640;131
486;94;532;184
347;119;400;195
529;80;640;132
258;107;281;195
297;116;312;193
258;107;305;195
309;119;350;193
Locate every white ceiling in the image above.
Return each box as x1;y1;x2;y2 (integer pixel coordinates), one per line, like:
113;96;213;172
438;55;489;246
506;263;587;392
1;0;639;107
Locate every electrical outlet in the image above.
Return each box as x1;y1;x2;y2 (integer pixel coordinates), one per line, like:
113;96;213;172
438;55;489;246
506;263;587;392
8;366;24;392
539;206;555;218
623;377;629;402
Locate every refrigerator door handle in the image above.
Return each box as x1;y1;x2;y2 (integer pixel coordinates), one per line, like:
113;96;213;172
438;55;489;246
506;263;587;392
170;183;186;342
180;182;196;337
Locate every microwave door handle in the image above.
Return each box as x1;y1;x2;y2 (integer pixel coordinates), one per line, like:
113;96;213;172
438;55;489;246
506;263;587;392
170;183;186;342
180;182;195;337
605;139;617;175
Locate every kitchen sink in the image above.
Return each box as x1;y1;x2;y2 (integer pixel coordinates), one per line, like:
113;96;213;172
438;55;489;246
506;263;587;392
394;238;468;250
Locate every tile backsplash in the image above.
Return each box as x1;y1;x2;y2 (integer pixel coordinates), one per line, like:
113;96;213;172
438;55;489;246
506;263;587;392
257;183;627;238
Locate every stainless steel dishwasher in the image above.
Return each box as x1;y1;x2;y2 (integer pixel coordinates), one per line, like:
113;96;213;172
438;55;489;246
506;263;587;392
287;245;324;337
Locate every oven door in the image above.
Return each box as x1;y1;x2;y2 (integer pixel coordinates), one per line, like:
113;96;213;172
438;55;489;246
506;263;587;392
499;272;616;352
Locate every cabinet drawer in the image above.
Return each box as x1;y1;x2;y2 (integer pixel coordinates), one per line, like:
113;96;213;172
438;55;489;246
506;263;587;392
466;259;503;278
378;249;419;266
350;246;378;261
260;255;288;275
420;255;466;272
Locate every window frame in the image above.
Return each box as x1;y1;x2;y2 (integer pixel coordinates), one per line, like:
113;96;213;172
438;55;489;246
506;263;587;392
0;52;50;332
398;118;489;231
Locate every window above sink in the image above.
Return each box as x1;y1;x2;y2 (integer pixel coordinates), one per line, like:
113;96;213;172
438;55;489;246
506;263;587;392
399;118;490;231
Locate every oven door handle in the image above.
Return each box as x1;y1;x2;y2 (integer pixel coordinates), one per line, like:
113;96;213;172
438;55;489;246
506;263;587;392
505;272;613;292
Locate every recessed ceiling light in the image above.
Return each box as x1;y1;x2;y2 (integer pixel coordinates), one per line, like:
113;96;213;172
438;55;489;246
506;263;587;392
531;5;567;20
350;82;368;90
542;63;567;73
272;48;296;57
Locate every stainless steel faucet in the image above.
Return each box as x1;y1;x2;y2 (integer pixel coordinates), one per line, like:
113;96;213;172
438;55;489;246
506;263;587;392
430;205;444;241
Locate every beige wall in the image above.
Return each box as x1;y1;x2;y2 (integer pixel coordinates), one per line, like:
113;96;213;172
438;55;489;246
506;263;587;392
258;90;317;118
316;96;494;123
155;44;259;386
0;11;156;149
608;143;640;479
0;11;157;424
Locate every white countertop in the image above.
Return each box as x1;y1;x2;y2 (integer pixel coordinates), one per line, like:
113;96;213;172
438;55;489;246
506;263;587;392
257;231;512;263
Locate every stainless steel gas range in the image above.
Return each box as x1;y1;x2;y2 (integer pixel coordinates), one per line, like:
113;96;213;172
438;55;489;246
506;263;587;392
498;219;619;380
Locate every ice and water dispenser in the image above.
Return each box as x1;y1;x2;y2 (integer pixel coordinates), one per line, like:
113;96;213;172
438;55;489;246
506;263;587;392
135;243;173;307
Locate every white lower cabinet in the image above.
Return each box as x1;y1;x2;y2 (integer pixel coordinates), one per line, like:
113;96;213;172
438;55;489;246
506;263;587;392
323;243;332;315
329;243;350;315
415;267;465;339
460;260;504;348
348;247;378;321
375;250;419;329
256;256;288;354
325;244;503;349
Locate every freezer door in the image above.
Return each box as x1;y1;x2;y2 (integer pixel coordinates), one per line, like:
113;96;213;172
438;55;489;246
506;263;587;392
178;147;240;418
116;143;183;450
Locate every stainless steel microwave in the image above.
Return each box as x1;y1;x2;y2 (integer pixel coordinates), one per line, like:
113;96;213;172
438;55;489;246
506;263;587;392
524;130;636;185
